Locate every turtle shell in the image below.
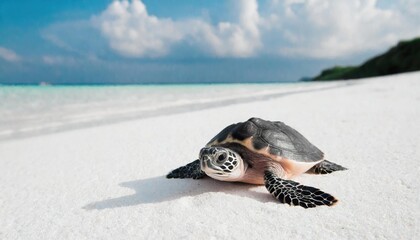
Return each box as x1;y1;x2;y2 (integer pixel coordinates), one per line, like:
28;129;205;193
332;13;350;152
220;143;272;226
206;117;324;163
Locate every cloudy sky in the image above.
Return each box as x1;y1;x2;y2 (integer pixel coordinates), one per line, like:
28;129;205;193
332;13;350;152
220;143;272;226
1;0;419;84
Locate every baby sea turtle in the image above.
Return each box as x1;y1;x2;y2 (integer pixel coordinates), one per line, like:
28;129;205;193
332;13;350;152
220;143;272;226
167;117;347;208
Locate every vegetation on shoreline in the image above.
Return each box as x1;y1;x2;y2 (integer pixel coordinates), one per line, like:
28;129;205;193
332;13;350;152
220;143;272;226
312;37;420;81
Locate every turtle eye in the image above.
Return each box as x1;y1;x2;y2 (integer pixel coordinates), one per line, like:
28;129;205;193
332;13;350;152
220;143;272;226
216;153;227;163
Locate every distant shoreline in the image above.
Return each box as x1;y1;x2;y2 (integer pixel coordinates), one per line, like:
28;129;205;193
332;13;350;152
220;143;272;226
312;36;420;81
0;80;345;141
0;80;299;87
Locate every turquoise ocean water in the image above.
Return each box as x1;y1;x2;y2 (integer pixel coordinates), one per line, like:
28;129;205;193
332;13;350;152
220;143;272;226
0;83;336;140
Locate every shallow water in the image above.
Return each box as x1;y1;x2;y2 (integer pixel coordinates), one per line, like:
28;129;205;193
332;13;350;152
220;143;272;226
0;82;340;140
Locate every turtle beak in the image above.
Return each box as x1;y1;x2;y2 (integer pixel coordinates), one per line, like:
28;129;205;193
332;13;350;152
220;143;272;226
200;155;209;170
200;158;206;170
199;147;212;170
200;155;217;172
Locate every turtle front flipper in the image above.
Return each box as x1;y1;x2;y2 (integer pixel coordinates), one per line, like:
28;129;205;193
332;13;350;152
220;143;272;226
166;159;206;179
264;170;337;208
307;160;347;174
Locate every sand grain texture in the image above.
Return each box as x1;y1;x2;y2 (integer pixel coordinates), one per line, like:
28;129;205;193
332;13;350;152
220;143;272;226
1;72;419;239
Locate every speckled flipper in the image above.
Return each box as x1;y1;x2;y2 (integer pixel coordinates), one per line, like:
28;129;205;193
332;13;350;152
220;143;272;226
264;170;337;208
166;160;206;179
308;160;347;174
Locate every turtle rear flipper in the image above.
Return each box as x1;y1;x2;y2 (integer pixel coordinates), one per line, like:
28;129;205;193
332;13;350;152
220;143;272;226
166;159;206;179
264;170;337;208
307;160;347;174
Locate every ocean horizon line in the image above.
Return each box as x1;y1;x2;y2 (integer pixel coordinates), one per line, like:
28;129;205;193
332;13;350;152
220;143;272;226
0;80;346;141
0;81;300;87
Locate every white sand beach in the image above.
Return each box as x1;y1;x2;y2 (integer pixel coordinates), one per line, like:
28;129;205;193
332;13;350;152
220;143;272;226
1;72;419;239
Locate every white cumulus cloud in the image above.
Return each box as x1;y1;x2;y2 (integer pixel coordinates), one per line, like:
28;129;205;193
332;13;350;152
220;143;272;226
93;0;261;58
187;0;261;57
92;0;183;57
92;0;420;59
265;0;420;58
0;47;21;62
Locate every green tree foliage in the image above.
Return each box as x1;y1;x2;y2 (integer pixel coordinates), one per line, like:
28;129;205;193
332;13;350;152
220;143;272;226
313;37;420;81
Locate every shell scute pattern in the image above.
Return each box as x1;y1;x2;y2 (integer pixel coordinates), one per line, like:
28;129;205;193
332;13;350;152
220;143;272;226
210;118;324;163
231;121;258;140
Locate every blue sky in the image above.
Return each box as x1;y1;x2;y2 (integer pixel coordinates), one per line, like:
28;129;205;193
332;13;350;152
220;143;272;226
0;0;419;84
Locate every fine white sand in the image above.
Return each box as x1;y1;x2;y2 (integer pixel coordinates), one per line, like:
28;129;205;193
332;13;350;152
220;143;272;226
1;72;419;239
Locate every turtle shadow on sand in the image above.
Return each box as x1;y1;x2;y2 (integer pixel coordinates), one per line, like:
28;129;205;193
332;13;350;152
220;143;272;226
83;176;275;210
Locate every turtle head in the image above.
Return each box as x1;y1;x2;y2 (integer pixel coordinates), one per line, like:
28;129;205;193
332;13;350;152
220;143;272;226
199;147;247;181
